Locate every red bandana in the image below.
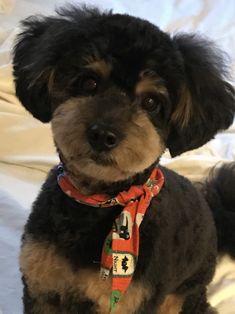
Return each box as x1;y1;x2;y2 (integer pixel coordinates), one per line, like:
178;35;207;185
57;164;164;313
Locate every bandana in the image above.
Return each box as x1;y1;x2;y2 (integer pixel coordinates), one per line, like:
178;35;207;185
57;164;164;313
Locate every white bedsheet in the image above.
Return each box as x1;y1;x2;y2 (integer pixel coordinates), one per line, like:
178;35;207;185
0;1;235;313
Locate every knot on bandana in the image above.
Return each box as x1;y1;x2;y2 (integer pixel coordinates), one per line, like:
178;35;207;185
57;164;164;313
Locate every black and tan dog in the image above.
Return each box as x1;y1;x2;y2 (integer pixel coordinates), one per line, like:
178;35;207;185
13;5;235;314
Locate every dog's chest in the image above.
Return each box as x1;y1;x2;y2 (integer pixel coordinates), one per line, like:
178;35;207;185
20;238;149;314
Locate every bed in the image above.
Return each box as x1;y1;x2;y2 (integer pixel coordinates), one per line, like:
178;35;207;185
0;0;235;313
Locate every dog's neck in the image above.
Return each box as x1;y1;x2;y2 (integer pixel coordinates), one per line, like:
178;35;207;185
59;157;158;197
71;166;156;196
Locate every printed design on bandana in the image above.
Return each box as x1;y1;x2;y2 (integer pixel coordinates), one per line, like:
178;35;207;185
57;163;164;313
103;234;112;256
101;198;120;207
112;252;135;276
113;211;133;240
100;266;110;280
110;290;121;311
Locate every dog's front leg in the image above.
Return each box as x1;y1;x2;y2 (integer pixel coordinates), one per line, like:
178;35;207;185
22;277;59;314
22;278;95;314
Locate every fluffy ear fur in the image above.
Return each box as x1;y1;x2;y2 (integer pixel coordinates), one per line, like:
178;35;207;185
13;6;105;123
167;34;235;157
13;16;56;122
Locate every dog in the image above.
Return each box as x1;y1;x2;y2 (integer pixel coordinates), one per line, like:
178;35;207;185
13;5;235;314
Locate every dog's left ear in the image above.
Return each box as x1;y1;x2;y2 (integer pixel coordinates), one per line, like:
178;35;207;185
167;34;235;157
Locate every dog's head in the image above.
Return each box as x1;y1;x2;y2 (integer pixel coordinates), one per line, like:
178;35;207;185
13;6;235;183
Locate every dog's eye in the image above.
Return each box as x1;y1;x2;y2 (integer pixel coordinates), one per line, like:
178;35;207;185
81;77;97;93
70;75;98;96
142;96;161;113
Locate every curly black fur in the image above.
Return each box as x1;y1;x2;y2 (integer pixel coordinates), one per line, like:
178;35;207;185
202;163;235;259
12;5;235;314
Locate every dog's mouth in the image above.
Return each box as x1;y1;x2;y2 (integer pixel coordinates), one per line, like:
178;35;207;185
84;155;134;178
90;153;116;167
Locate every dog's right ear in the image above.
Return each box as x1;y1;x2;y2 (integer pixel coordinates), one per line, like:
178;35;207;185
13;6;106;122
13;17;57;122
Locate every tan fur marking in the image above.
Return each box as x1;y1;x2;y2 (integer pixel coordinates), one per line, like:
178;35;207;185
112;112;165;174
115;281;150;314
20;239;150;314
171;84;193;127
85;59;112;78
136;77;168;96
47;68;55;93
52;99;165;191
156;294;184;314
136;70;168;96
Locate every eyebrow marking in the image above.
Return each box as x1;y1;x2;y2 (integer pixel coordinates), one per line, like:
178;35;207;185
84;59;112;78
136;70;168;96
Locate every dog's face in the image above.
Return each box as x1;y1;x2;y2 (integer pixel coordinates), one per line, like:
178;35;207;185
13;6;235;183
50;55;171;182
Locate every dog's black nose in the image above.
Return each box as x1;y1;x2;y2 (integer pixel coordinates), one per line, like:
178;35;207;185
87;124;119;151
